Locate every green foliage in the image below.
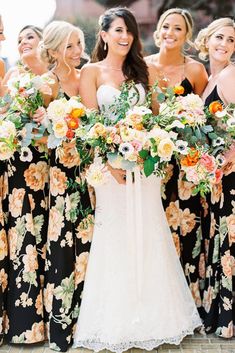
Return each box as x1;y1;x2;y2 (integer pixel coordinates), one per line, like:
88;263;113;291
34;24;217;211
74;16;98;57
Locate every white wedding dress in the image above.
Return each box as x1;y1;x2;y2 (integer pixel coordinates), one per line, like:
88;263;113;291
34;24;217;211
73;84;201;353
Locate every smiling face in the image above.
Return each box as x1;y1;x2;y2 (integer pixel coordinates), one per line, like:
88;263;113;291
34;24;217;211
207;26;235;63
55;30;82;68
18;28;41;59
101;17;134;57
159;13;187;50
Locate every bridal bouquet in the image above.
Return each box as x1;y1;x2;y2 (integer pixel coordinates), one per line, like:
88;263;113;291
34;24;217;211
84;82;179;187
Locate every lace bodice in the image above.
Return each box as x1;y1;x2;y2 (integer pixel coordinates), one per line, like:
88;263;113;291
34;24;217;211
96;83;146;121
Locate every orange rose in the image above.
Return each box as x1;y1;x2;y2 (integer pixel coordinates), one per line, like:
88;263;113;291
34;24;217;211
133;122;144;130
67;117;79;130
66;129;75;139
70;107;85;118
209;101;223;114
173;85;185;95
181;148;200;167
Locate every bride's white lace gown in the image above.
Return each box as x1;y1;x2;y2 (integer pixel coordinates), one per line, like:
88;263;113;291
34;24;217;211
73;84;201;353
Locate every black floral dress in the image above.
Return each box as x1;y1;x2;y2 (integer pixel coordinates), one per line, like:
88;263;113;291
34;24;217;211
201;86;235;337
162;78;205;315
45;93;94;352
4;146;49;344
0;161;8;345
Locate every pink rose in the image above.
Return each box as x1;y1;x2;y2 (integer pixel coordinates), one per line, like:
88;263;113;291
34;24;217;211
199;154;216;173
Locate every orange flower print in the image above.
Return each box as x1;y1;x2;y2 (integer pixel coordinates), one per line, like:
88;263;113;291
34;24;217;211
75;252;89;286
28;194;35;211
76;214;94;244
211;182;223;204
9;188;25;218
35;291;43;316
24;161;48;191
0;269;8;292
165;201;181;230
22;245;39;272
227;214;235;244
221;250;235;278
57;140;81;168
189;281;202;307
49;167;68;196
172;232;180;257
203;285;213;313
24;321;45;343
48;207;65;241
44;283;55;313
180;208;196;236
8;227;18;261
223;161;235;176
0;229;8;261
162;163;174;184
210;213;216;238
178;175;195;200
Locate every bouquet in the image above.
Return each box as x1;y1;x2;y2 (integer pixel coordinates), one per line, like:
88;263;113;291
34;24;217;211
0;72;51;147
152;84;225;196
0;118;18;160
84;82;179;187
46;96;96;168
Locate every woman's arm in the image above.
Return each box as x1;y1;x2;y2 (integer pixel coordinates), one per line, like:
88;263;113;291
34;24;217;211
187;60;208;96
79;64;99;109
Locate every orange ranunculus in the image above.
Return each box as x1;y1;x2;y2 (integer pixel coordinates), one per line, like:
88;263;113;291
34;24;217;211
173;85;185;95
209;101;223;114
181;148;200;167
70;107;85;118
66;129;75;139
67;117;79;130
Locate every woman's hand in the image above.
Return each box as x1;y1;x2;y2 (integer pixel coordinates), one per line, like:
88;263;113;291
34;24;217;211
32;107;47;125
107;163;126;184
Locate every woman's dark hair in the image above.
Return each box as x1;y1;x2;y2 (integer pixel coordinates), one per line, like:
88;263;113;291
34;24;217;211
19;25;43;40
92;7;148;89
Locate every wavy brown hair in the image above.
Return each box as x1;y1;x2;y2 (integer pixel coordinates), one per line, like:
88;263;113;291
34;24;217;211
92;7;148;90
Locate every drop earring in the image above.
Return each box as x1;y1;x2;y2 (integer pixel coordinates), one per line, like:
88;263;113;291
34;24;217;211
104;42;107;51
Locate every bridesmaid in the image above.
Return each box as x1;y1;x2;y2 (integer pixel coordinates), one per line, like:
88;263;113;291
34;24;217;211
0;13;8;346
40;21;94;351
1;25;49;344
145;8;208;314
195;17;235;337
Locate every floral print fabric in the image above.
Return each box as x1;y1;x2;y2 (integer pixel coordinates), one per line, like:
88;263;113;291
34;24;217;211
0;162;8;345
4;148;49;344
45;143;93;352
202;162;235;337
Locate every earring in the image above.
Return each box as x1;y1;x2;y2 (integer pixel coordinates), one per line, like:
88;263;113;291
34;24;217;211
104;42;107;51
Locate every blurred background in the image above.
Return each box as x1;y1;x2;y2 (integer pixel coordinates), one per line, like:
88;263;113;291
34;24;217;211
0;0;235;68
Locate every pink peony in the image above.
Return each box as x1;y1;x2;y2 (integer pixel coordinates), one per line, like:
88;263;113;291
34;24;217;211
199;154;216;173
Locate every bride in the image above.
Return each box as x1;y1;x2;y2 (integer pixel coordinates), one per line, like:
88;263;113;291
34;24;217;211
73;7;201;352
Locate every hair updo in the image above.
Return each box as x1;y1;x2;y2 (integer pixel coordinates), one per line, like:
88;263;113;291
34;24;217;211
195;17;235;61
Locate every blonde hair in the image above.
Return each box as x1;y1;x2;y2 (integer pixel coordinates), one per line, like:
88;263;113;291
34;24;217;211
195;17;235;61
40;20;88;66
153;8;194;49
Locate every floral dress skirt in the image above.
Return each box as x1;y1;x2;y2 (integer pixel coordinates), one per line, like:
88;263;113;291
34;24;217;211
202;162;235;337
0;161;8;345
45;141;94;352
162;161;205;316
4;147;49;344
